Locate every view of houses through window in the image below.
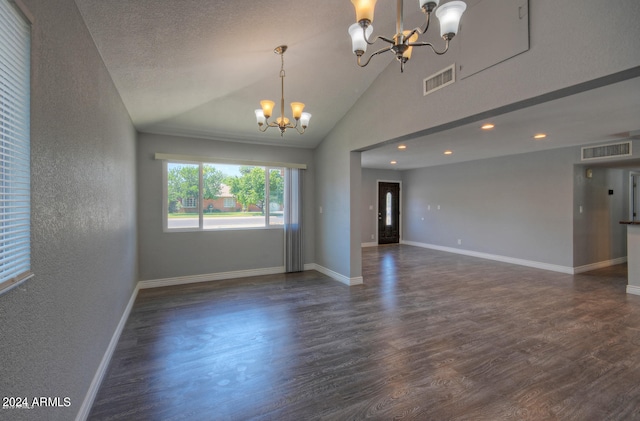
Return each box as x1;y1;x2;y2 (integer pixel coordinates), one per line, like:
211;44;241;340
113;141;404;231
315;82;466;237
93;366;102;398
166;162;284;230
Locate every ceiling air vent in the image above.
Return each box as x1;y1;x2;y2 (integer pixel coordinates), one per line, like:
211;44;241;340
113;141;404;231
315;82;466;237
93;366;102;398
424;64;455;96
581;141;632;161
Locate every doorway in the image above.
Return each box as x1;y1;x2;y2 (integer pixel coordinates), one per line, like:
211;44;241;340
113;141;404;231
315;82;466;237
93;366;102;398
378;181;400;244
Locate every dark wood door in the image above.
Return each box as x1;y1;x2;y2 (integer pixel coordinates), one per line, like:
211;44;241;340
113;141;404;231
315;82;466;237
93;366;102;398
378;182;400;244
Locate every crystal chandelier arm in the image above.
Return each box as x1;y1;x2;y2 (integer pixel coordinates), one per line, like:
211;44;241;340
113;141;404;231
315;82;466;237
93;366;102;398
356;45;393;68
407;37;450;55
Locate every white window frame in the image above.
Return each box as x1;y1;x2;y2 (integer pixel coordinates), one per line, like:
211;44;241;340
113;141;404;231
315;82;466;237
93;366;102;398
0;0;33;295
162;159;285;232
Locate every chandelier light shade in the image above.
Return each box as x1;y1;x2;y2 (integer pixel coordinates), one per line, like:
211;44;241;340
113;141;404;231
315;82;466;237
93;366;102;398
348;0;467;72
255;45;311;136
435;1;467;38
349;23;374;54
351;0;377;23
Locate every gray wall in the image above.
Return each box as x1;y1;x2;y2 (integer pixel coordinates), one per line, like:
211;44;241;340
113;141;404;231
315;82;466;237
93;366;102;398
315;0;640;280
137;133;315;281
400;145;632;269
361;168;402;244
402;148;575;267
0;1;138;420
314;135;361;279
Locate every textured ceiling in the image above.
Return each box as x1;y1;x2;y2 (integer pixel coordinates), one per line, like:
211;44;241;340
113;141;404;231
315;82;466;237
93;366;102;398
74;0;640;169
74;0;395;148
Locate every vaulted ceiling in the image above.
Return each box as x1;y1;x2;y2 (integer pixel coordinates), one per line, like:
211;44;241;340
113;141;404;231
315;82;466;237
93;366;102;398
74;0;640;169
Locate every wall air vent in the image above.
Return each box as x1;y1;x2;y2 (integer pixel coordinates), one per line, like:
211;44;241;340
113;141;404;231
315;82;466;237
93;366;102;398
581;141;632;161
424;64;455;96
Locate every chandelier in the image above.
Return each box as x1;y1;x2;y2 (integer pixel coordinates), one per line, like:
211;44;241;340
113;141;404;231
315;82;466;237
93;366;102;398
348;0;467;72
255;45;311;136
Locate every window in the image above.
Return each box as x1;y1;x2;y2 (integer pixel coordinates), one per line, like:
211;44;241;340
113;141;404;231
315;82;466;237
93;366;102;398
0;0;32;294
182;197;197;208
165;161;285;231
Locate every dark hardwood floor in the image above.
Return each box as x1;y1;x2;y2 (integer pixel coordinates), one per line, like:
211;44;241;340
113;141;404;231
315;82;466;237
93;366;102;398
89;245;640;420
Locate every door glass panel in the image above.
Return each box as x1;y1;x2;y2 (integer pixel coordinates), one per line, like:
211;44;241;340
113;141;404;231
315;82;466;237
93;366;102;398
386;192;392;226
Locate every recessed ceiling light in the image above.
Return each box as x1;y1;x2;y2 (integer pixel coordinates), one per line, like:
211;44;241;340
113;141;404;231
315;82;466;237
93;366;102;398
397;145;407;150
533;133;547;139
390;160;397;164
444;150;453;155
481;123;495;130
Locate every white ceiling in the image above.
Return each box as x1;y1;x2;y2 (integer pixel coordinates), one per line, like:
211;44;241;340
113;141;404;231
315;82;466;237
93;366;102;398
73;0;640;169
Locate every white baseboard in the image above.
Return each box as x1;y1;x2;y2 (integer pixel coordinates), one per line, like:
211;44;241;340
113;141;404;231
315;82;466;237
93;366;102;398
75;283;140;421
573;257;627;274
307;263;363;286
401;240;575;274
138;266;286;289
139;264;365;289
627;284;640;296
361;242;378;248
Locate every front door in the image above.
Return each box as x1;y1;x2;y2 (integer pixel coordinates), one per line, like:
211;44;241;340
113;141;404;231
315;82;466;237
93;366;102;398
378;182;400;244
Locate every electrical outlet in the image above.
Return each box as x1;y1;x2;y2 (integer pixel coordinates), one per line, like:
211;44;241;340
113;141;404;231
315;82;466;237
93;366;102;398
457;239;462;245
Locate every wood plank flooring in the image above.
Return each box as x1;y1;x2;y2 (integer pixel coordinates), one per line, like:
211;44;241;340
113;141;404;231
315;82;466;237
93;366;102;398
89;245;640;420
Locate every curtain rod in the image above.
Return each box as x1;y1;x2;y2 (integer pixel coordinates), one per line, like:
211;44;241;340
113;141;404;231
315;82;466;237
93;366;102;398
154;153;307;170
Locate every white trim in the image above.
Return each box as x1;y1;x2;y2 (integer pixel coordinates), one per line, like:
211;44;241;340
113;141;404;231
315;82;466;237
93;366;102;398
309;263;364;286
573;257;627;274
162;160;169;231
75;284;140;421
361;242;378;248
627;284;640;296
139;264;365;289
401;240;575;274
0;271;33;296
139;266;286;289
154;153;307;170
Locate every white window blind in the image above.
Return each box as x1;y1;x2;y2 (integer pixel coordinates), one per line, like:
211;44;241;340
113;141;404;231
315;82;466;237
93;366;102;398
0;0;32;294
